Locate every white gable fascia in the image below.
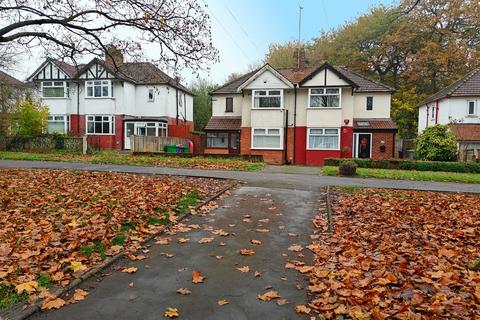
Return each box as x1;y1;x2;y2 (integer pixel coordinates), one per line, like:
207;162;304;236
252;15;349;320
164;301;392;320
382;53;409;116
237;65;293;91
78;62;115;80
302;68;350;87
27;60;70;81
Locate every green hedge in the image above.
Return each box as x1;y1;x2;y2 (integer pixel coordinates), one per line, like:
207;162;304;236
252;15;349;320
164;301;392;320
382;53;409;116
324;158;480;174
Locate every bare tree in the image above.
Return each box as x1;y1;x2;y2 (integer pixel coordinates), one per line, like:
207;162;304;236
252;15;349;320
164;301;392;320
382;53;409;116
0;0;219;72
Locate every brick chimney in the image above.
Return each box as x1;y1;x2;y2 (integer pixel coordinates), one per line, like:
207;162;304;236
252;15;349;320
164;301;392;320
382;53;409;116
105;46;124;67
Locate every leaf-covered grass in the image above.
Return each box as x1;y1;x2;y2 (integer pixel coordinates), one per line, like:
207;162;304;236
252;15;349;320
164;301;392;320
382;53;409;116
0;150;265;171
322;165;480;184
0;169;229;308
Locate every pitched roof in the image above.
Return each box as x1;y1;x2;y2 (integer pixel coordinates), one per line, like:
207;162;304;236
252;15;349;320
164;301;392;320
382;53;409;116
353;118;398;130
211;63;393;94
450;124;480;142
419;67;480;107
204;116;241;131
0;70;24;86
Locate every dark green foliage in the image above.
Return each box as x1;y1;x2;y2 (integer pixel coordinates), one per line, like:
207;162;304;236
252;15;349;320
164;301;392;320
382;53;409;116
37;275;53;288
324;158;480;173
338;160;358;176
415;125;458;161
0;283;27;309
176;192;199;215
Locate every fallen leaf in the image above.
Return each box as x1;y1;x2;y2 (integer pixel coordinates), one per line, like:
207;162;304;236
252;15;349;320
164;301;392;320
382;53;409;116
217;299;229;306
198;237;214;244
176;288;191;295
215;255;223;260
295;305;311;314
237;266;250;273
251;240;262;245
240;249;255;256
15;281;38;294
192;271;205;283
73;289;88;301
69;261;87;272
177;238;190;244
121;267;138;274
288;245;304;252
254;271;262;277
155;238;170;245
258;290;280;301
277;299;288;305
42;297;65;310
164;307;179;318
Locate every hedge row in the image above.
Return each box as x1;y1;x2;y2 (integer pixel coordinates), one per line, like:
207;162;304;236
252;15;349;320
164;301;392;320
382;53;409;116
324;158;480;174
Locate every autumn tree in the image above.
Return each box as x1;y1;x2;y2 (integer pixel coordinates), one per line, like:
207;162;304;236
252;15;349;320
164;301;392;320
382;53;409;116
0;0;218;72
190;78;215;132
10;98;49;135
415;125;458;161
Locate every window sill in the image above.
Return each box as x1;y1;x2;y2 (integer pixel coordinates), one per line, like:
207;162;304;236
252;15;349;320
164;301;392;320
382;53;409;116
206;146;229;149
85;97;115;100
42;97;69;99
251;147;283;151
306;148;340;151
251;107;284;110
306;107;342;110
86;133;115;136
465;115;478;118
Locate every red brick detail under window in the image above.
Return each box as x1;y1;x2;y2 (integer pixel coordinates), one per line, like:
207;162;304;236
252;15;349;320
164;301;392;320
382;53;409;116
240;127;284;164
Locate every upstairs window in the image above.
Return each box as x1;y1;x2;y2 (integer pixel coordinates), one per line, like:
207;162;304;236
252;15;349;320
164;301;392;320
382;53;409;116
309;88;341;108
42;81;67;98
86;80;111;98
467;100;476;115
86;115;114;134
253;90;282;108
148;89;155;102
226;97;233;112
366;96;373;111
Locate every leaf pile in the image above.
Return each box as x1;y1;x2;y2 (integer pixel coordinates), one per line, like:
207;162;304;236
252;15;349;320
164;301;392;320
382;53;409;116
307;189;479;319
0;169;227;305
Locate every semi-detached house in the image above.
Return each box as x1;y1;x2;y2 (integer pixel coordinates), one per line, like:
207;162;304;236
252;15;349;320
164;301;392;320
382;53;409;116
205;63;397;165
27;48;193;150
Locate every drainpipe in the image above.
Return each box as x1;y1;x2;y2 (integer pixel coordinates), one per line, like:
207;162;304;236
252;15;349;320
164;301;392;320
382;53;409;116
293;85;297;164
76;80;80;135
175;87;179;126
426;105;429;128
435;100;439;125
284;109;289;164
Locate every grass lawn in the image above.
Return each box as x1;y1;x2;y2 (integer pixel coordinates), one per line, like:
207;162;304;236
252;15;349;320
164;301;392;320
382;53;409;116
306;188;479;318
0;150;265;171
0;169;228;309
322;165;480;184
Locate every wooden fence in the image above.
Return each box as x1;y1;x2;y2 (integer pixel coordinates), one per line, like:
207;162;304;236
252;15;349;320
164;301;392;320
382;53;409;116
131;135;185;153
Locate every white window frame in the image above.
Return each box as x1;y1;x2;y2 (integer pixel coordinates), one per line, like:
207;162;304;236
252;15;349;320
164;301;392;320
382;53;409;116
85;80;112;98
148;88;155;102
206;132;229;148
308;87;342;109
307;128;340;151
251;127;283;150
353;133;373;158
47;115;70;133
86;115;115;135
252;89;283;109
467;100;477;116
366;96;374;111
41;81;68;98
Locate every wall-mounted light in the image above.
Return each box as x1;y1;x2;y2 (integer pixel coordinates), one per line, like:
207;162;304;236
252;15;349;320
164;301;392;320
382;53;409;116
344;119;350;125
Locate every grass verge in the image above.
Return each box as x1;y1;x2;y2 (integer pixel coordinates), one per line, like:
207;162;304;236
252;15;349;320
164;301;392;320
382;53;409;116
322;165;480;184
0;150;265;171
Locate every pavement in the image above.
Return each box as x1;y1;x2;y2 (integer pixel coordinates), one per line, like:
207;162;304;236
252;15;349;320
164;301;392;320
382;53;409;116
29;186;325;320
0;159;479;193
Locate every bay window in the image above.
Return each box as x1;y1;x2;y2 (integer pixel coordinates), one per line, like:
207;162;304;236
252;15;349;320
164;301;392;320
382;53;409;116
309;88;341;108
86;80;111;98
42;81;68;98
47;115;69;133
253;90;282;108
207;132;228;148
307;128;340;150
87;115;114;134
252;128;282;149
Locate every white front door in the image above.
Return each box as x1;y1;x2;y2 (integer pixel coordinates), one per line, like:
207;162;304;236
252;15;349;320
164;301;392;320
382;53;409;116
124;122;135;149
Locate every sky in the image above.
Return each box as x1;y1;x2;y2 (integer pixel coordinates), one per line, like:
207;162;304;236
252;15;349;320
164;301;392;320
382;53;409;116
8;0;394;86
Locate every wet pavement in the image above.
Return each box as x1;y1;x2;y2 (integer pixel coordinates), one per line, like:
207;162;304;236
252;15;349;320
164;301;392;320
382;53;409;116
30;186;325;320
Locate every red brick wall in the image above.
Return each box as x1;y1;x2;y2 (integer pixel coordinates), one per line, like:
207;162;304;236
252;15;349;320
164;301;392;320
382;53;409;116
294;127;307;165
371;131;396;159
240;127;284;164
204;148;229;155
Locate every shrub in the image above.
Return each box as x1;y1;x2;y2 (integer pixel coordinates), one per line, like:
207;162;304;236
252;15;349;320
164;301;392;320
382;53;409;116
339;160;358;176
415;125;458;161
9;98;49;135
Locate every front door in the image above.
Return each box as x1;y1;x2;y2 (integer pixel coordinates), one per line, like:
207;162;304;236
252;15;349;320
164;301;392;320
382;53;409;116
124;122;135;149
229;132;240;154
355;133;372;158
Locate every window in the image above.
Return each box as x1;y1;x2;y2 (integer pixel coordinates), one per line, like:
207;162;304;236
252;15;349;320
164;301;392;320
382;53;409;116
467;100;476;115
86;80;111;98
431;105;435;118
366;96;373;111
309;88;341;108
42;81;67;98
226;97;233;112
148;89;155;102
252;128;282;149
86;115;114;134
253;90;282;108
207;132;228;148
307;128;340;150
47;115;69;133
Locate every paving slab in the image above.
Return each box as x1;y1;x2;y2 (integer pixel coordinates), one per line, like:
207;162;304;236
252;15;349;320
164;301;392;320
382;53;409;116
29;186;324;320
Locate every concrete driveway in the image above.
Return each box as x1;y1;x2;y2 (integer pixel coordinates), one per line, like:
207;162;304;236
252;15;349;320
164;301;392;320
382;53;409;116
29;186;324;320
